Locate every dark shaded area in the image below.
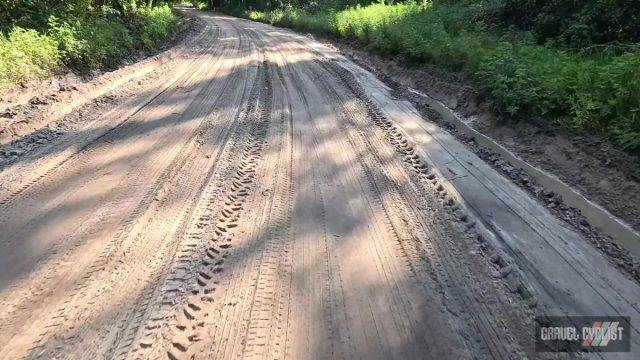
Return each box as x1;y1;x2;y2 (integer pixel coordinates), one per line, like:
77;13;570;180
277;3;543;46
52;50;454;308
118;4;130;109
1;1;129;31
500;0;640;47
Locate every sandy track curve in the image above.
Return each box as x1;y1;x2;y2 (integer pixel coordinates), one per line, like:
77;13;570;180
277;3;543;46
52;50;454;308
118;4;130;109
0;10;637;360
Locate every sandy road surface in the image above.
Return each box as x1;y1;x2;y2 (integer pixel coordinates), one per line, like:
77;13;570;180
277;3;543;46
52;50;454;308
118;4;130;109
0;10;638;360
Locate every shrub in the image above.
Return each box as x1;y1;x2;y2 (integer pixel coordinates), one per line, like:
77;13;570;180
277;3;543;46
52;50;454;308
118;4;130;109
78;17;134;68
135;5;181;50
0;27;60;88
49;15;134;70
0;4;180;90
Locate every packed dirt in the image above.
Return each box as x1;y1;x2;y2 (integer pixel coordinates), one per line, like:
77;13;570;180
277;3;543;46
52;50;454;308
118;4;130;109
321;46;640;277
0;9;639;360
330;42;640;235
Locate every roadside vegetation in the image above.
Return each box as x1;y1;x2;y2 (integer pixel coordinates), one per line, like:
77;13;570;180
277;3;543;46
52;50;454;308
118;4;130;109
211;0;640;153
0;1;181;90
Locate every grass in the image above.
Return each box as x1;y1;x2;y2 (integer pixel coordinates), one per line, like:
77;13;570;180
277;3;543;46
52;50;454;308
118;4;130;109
0;4;181;90
48;15;134;70
0;28;61;89
136;5;182;50
228;2;640;153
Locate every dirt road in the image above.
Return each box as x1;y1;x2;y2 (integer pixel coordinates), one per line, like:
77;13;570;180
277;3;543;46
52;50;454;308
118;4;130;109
0;10;638;360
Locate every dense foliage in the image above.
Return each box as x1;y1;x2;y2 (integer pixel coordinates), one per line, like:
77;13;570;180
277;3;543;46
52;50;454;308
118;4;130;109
0;1;180;90
499;0;640;47
217;0;640;153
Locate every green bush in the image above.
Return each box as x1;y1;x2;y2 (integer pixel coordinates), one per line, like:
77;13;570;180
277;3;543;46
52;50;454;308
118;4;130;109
50;15;134;70
135;5;181;50
0;27;60;88
0;4;180;90
191;1;208;10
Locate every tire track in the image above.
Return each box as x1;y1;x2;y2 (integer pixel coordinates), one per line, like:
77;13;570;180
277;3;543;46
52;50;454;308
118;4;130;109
237;60;293;360
281;62;349;360
0;25;227;319
0;27;228;353
0;23;219;212
317;59;534;359
118;59;275;360
0;17;253;359
0;11;564;360
102;48;256;359
41;23;255;360
195;60;280;360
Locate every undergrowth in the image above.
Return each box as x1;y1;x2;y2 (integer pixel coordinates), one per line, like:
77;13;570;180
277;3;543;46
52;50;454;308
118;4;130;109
0;28;61;89
0;4;180;90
